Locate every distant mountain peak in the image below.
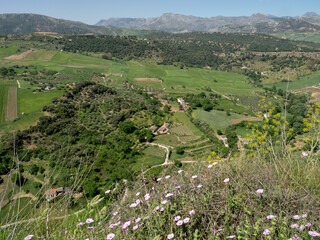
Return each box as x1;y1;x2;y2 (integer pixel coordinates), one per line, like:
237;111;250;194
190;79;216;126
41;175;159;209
303;12;319;17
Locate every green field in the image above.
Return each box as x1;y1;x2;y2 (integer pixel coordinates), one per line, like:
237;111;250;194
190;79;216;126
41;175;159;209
264;71;320;90
274;32;320;43
0;80;17;123
193;109;248;130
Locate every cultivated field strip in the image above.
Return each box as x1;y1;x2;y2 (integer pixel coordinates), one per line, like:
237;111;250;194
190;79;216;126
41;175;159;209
5;87;18;121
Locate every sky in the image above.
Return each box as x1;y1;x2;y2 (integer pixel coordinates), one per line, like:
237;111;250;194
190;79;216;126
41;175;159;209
1;0;320;25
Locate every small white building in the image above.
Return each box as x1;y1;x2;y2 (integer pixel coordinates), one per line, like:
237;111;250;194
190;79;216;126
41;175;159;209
177;98;187;109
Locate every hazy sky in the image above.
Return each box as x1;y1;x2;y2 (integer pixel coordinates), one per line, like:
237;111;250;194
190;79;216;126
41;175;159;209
1;0;319;25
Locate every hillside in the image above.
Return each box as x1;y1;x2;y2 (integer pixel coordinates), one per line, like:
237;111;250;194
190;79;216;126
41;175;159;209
0;13;149;36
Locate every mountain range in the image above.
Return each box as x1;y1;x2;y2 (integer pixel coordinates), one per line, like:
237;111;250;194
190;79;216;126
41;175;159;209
96;12;320;33
0;12;320;35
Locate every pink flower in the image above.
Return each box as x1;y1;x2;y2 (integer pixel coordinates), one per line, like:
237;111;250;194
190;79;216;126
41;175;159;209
299;225;305;231
302;213;307;218
174;216;181;221
305;222;312;228
291;224;299;229
105;190;111;194
113;212;118;216
160;207;165;211
223;178;230;183
86;218;94;224
189;210;195;215
293;215;301;220
161;200;168;205
309;231;320;237
154;206;160;211
145;194;150;201
133;225;139;230
157;178;162;182
165;193;173;198
197;184;202;189
107;233;115;239
266;215;275;220
24;235;34;240
78;222;85;226
263;229;271;235
176;220;183;226
135;217;141;223
175;186;181;189
167;233;174;239
191;175;198;179
136;192;140;196
256;189;264;194
183;217;190;223
122;221;131;229
130;203;138;208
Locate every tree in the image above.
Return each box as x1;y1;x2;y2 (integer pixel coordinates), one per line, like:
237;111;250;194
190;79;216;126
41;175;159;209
120;120;135;134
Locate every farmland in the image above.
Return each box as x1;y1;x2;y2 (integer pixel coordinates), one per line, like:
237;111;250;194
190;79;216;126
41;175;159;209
5;87;17;121
0;80;17;123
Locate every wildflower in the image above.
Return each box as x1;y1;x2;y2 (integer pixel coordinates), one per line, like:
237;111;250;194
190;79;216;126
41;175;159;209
114;221;121;226
300;225;305;231
145;194;150;201
174;216;181;221
167;233;174;239
197;184;202;189
165;193;173;198
144;216;150;220
176;220;183;226
189;210;195;215
107;233;115;239
88;226;96;229
24;235;34;240
256;189;264;194
113;212;118;216
226;236;236;239
305;222;312;228
86;218;94;224
288;234;301;240
223;178;230;183
109;224;115;229
309;231;320;237
266;215;275;220
157;178;162;182
293;215;301;220
165;175;171;179
208;164;213;168
78;222;85;226
136;192;140;196
183;217;190;223
175;186;181;189
105;190;111;194
263;229;271;235
291;224;299;229
302;213;307;218
160;207;165;211
136;199;141;204
161;200;168;205
191;175;198;179
178;170;183;173
154;206;160;211
122;221;131;229
65;230;68;234
133;225;139;230
130;203;138;208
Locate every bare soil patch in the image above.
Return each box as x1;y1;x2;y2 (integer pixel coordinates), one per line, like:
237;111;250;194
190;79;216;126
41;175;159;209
231;117;261;124
4;49;34;60
133;78;162;83
5;87;17;121
61;65;109;69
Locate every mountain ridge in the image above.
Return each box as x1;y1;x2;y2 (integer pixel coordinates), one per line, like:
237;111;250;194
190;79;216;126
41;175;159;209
96;12;320;33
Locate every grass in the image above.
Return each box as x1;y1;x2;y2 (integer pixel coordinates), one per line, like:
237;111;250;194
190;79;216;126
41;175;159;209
0;46;23;58
264;71;320;90
0;80;17;123
18;89;64;116
274;32;320;43
173;112;202;136
193;109;248;130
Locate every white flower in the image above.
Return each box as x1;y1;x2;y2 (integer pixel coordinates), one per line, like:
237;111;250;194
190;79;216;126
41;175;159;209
86;218;94;224
178;170;183;173
189;210;195;215
183;217;190;223
256;189;264;194
165;193;173;198
105;190;111;194
266;215;275;220
130;203;138;208
165;175;171;179
174;216;181;221
191;175;198;179
136;192;140;196
223;178;230;183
